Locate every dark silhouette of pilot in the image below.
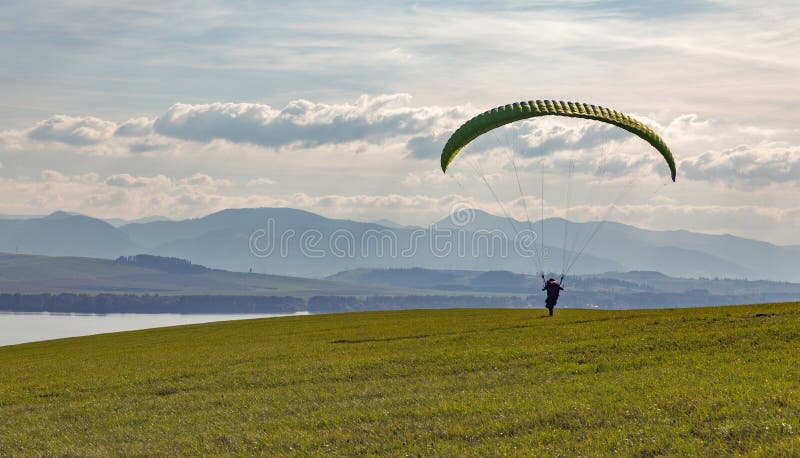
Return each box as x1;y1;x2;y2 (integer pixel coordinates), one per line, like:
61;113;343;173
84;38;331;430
542;275;564;316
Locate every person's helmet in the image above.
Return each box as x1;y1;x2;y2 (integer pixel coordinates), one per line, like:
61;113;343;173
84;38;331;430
548;278;555;282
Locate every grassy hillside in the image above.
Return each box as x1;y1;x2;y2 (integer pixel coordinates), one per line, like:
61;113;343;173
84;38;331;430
1;303;798;456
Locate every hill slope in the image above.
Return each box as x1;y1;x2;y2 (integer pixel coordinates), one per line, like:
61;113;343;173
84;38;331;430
0;212;138;259
0;252;399;296
1;304;798;456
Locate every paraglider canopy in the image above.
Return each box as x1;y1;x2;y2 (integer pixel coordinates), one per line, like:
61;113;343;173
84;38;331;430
440;100;676;181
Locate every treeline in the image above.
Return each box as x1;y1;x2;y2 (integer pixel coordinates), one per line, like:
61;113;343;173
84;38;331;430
307;295;532;313
555;291;800;309
0;293;532;314
0;293;304;314
2;292;795;315
115;254;209;274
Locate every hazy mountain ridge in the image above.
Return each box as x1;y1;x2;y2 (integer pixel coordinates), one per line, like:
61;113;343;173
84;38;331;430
0;212;139;259
435;211;798;281
0;208;797;281
136;209;619;278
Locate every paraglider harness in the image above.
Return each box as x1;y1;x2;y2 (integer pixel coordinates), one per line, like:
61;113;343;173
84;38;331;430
542;274;564;316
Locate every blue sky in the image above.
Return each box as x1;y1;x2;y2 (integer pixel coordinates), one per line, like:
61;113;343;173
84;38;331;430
1;1;799;244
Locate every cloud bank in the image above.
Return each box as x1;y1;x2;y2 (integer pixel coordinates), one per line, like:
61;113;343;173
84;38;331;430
28;115;116;145
2;94;799;244
680;144;800;187
151;95;467;149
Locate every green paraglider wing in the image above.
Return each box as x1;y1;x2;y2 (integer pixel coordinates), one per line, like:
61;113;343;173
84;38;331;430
441;100;676;181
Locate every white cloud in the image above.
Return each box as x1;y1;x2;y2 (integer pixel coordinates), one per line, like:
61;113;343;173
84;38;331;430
83;190;131;209
77;172;100;184
40;169;68;182
2;96;787;190
104;173;230;189
607;202;800;242
402;169;474;188
518;118;630;157
659;114;714;144
105;174;170;188
28;115;116;145
152;94;468;148
3;116;167;156
247;177;277;187
115;117;155;137
680;143;800;187
128;137;170;154
178;173;231;188
0;171;239;218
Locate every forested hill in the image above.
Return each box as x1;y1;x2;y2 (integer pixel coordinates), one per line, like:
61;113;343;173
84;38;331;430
0;252;395;297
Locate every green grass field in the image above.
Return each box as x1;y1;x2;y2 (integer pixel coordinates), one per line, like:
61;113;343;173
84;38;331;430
1;303;798;456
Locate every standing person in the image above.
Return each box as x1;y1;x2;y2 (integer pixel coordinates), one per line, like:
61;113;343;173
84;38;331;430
542;275;564;317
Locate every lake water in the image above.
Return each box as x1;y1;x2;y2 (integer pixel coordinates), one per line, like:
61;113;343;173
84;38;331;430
0;312;309;347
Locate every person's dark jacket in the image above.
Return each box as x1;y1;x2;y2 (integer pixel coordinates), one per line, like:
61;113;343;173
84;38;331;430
543;281;564;302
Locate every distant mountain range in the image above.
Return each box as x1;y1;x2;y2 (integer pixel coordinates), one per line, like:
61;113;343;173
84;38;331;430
0;212;171;227
0;211;139;259
1;208;798;281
